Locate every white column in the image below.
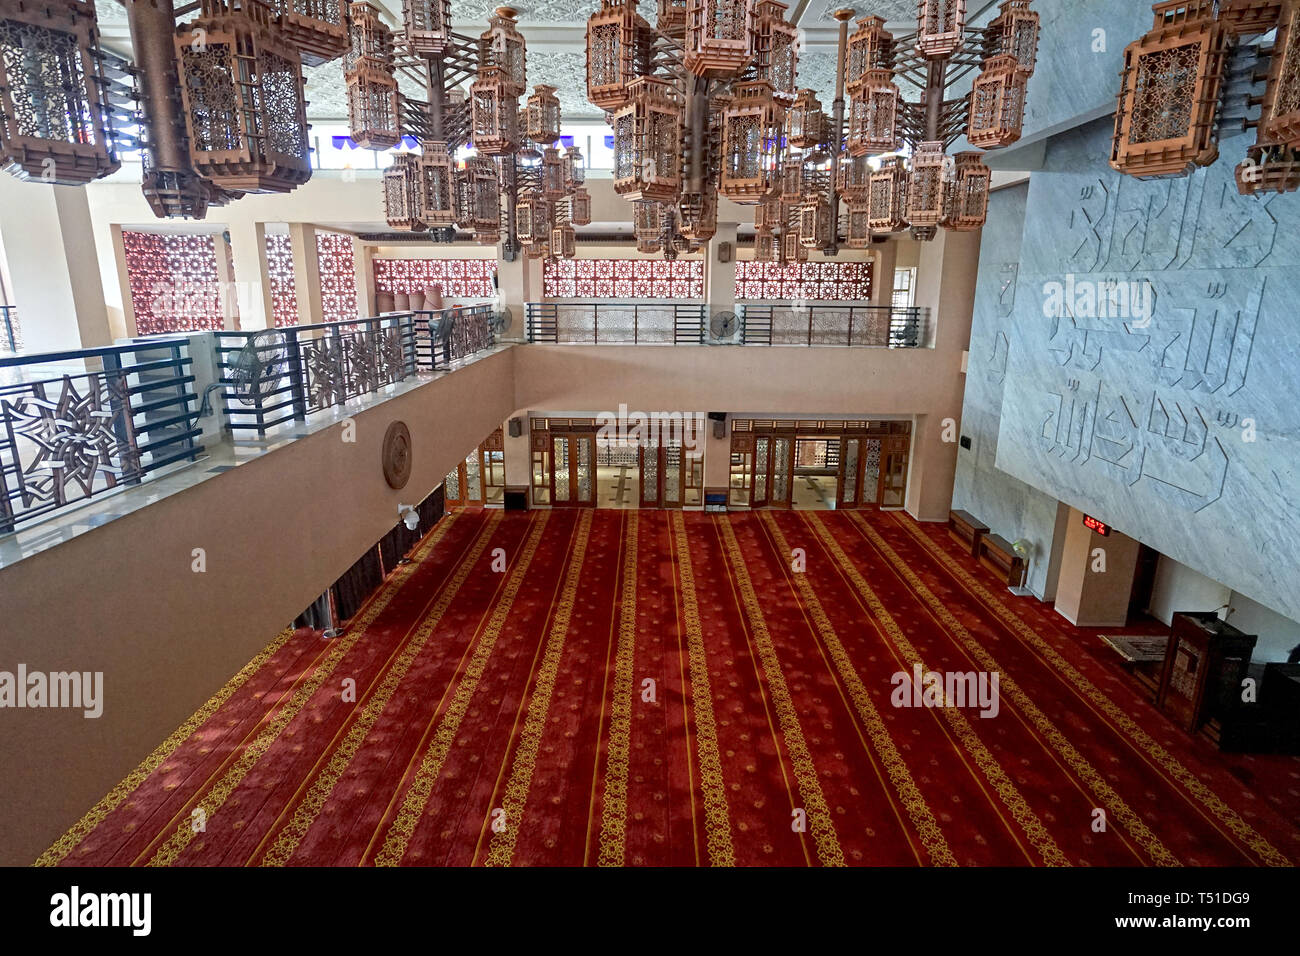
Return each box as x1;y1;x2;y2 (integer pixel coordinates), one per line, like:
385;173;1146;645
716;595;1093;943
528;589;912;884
289;222;322;326
353;237;374;317
705;221;739;312
227;218;271;331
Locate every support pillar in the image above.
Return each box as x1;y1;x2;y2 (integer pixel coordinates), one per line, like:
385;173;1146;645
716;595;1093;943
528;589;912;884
227;219;272;330
495;244;533;340
869;240;898;310
353;237;375;316
705;221;739;313
289;223;322;327
1053;508;1142;627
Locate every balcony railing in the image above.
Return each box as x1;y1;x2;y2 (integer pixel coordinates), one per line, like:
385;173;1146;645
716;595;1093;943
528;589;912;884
525;301;927;348
214;304;496;436
0;338;204;532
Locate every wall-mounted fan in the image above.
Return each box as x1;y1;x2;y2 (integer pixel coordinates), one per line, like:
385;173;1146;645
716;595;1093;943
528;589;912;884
489;306;513;335
229;330;289;407
709;309;740;345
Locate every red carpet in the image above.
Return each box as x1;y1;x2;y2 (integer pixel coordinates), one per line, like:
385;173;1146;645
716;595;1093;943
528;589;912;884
38;509;1300;866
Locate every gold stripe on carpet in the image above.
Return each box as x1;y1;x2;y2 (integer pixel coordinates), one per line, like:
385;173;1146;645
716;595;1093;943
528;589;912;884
258;511;504;866
597;512;639;867
373;511;551;867
805;513;1070;867
847;512;1178;867
484;510;594;866
759;513;957;867
669;511;736;867
891;514;1293;868
714;518;845;867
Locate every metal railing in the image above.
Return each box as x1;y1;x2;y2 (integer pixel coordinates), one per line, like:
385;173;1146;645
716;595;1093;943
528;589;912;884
214;304;496;436
525;301;927;348
0;305;18;355
0;338;204;532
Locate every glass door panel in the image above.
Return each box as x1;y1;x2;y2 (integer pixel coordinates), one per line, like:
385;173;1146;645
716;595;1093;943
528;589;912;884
881;440;908;508
753;437;770;507
770;437;793;509
553;436;571;503
839;438;860;509
531;447;551;505
663;444;682;507
684;452;703;506
860;439;881;507
465;450;483;503
575;435;595;506
640;439;659;506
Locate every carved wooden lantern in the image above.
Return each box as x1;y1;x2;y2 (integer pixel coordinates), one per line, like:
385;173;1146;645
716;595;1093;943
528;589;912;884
612;76;682;202
846;15;893;95
480;6;527;97
384;153;425;229
0;0;120;184
562;145;585;188
779;157;802;212
867;154;909;232
526;84;561;145
967;54;1027;149
780;226;807;262
720;80;783;203
942;150;990;230
657;0;687;37
403;0;451;56
269;0;349;66
175;0;311;193
847;69;901;155
679;187;718;242
344;5;400;150
837;151;871;199
552;223;576;258
420;141;456;225
988;0;1039;76
754;227;776;261
917;0;966;59
1110;5;1228;178
1262;1;1300;148
799;196;833;249
906;141;947;228
846;200;872;248
586;0;654;113
541;146;566;199
787;89;826;149
570;185;592;224
685;0;754;79
634;199;664;252
470;70;520;155
755;197;781;232
753;0;798;102
1236;143;1300;195
517;188;544;245
636;234;662;254
456;156;501;239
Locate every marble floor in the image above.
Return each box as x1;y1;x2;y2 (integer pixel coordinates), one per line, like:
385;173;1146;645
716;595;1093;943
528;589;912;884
791;474;838;510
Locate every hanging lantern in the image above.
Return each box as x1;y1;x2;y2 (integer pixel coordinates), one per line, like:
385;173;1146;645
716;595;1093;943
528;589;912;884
837;151;871;199
517;188;543;245
551;223;576;258
917;0;966;60
175;0;311;194
586;0;654;112
562;145;585;188
541;146;566;200
1236;142;1300;195
570;185;592;224
384;153;425;230
268;0;349;66
1110;7;1228;178
456;156;501;239
755;227;776;261
633;199;665;254
636;234;662;254
657;0;687;37
780;227;807;262
847;69;901;155
720;80;783;203
470;71;520;155
755;197;782;231
420;141;456;225
798;196;833;249
344;5;400;150
845;15;893;95
867;154;909;232
1262;1;1300;149
480;6;527;97
403;0;451;56
679;187;718;242
845;200;872;248
942;151;990;230
967;54;1027;149
987;0;1039;77
0;0;120;184
907;141;947;228
753;0;798;102
612;76;682;202
786;89;827;149
685;0;754;79
779;157;803;212
526;84;561;144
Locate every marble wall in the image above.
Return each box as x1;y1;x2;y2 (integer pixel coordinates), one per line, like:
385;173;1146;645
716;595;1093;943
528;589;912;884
984;117;1300;625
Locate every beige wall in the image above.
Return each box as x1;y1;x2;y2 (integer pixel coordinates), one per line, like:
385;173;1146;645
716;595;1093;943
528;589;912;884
1053;508;1142;627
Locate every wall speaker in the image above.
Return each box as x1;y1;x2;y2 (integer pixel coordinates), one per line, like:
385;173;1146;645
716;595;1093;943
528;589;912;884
713;419;726;440
718;241;733;263
508;417;523;438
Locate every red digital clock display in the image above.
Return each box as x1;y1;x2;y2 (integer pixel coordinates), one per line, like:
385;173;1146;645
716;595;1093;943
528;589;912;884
1082;514;1111;536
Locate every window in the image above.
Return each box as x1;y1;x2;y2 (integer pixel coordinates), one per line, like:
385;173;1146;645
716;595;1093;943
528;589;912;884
892;267;916;310
735;260;873;301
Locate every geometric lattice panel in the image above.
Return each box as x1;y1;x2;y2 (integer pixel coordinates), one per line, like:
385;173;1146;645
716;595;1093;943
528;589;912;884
316;232;358;323
735;260;874;301
542;258;705;299
265;233;298;328
372;258;497;299
123;231;223;335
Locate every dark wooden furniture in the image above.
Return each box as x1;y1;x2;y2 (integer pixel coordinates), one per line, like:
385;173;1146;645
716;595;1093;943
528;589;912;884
947;509;989;558
978;533;1024;588
1156;612;1257;734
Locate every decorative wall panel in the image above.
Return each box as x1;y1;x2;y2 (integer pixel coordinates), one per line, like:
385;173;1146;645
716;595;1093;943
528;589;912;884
543;258;704;298
735;260;873;301
372;257;496;299
265;233;298;328
123;231;223;335
316;231;358;322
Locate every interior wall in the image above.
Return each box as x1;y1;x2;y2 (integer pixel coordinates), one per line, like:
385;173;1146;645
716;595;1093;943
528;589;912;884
1147;556;1231;629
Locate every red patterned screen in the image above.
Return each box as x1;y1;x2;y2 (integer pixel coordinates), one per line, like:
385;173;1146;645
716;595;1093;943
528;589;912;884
123;231;223;335
735;261;873;301
265;233;298;328
372;258;496;301
316;232;358;322
543;258;704;299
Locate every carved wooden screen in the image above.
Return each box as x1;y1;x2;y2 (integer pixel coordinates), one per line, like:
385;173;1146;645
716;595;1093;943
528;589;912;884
542;258;705;298
735;260;873;301
123;231;223;335
265;233;298;328
371;258;496;300
316;232;359;322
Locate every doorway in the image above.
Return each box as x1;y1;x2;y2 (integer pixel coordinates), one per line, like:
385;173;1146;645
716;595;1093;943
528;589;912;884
444;427;506;509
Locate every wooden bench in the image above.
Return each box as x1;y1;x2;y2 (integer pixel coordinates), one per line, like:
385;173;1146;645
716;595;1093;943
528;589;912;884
979;533;1025;588
947;509;989;558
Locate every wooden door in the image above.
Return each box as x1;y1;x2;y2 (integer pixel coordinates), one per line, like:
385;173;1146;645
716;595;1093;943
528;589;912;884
768;436;794;509
551;433;596;508
639;439;659;507
752;436;770;508
880;437;909;508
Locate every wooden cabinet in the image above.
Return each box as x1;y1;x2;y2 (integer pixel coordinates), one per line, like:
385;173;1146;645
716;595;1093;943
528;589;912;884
1156;612;1258;734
